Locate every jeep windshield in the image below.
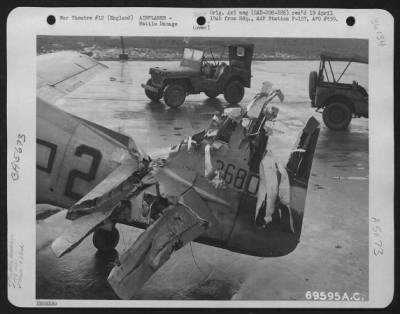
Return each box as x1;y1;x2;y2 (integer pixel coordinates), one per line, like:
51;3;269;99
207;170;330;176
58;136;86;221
183;48;204;62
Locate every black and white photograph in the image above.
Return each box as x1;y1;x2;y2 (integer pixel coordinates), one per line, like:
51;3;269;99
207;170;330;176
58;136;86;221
35;35;369;300
7;7;394;308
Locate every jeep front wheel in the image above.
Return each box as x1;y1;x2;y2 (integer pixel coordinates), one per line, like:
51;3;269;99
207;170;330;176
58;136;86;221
224;81;244;104
163;83;186;108
145;79;163;101
322;102;352;130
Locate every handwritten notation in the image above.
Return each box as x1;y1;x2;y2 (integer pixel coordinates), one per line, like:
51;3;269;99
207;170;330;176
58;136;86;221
371;18;386;47
371;217;384;256
10;134;25;181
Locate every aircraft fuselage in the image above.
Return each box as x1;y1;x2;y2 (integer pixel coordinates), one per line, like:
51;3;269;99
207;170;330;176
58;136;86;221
37;97;318;258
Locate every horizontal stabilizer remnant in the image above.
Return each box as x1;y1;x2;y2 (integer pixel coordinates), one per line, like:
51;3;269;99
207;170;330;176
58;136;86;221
51;207;115;257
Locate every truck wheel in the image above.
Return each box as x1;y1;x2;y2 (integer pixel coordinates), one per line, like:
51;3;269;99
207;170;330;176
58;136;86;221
322;102;352;130
224;81;244;104
145;79;163;101
163;83;186;108
204;90;219;99
92;227;120;253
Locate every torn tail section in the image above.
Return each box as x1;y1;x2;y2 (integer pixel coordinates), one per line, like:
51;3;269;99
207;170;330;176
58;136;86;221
107;203;209;299
287;116;320;188
286;117;320;234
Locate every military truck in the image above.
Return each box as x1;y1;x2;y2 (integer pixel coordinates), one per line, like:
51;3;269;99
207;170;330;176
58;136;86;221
142;44;254;108
309;52;368;130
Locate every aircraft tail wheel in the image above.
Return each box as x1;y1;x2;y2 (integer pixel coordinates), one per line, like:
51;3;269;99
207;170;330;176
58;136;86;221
92;227;120;252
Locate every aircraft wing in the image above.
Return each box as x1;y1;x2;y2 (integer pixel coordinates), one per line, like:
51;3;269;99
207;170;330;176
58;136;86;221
51;159;153;257
37;51;108;104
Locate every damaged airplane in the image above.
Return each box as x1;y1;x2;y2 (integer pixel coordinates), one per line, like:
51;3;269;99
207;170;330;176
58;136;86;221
36;51;320;299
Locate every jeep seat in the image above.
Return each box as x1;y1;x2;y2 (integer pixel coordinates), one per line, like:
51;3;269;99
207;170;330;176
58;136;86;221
230;59;245;68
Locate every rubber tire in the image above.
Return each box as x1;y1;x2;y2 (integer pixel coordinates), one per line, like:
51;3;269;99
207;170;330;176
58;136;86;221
322;102;352;130
92;228;120;253
224;81;245;104
144;79;163;101
309;71;318;100
163;83;186;108
204;90;220;98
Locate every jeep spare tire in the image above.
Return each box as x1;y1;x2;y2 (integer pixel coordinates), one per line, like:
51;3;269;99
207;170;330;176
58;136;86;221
224;81;245;104
322;102;352;130
145;79;163;101
309;71;318;99
163;83;186;108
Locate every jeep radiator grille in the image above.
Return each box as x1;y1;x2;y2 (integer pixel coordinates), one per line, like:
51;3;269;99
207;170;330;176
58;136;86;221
152;76;162;85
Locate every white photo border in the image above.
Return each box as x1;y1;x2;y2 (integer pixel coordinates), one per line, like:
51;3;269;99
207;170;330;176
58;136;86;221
7;7;394;308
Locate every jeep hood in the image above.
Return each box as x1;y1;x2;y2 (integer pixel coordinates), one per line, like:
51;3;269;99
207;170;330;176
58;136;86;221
150;65;201;77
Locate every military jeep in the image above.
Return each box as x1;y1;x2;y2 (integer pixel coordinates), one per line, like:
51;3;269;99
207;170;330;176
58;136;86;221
309;52;368;130
142;44;254;108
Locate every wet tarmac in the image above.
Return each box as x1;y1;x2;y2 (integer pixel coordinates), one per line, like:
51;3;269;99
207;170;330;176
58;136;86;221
36;60;369;300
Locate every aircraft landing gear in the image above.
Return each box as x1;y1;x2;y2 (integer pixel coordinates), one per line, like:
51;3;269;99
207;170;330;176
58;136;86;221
92;227;120;253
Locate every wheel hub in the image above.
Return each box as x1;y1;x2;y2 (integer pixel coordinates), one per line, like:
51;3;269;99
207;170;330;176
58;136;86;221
331;109;345;123
171;90;182;102
229;86;240;98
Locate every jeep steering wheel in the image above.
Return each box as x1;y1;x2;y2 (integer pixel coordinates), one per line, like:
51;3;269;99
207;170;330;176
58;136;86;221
202;60;211;68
